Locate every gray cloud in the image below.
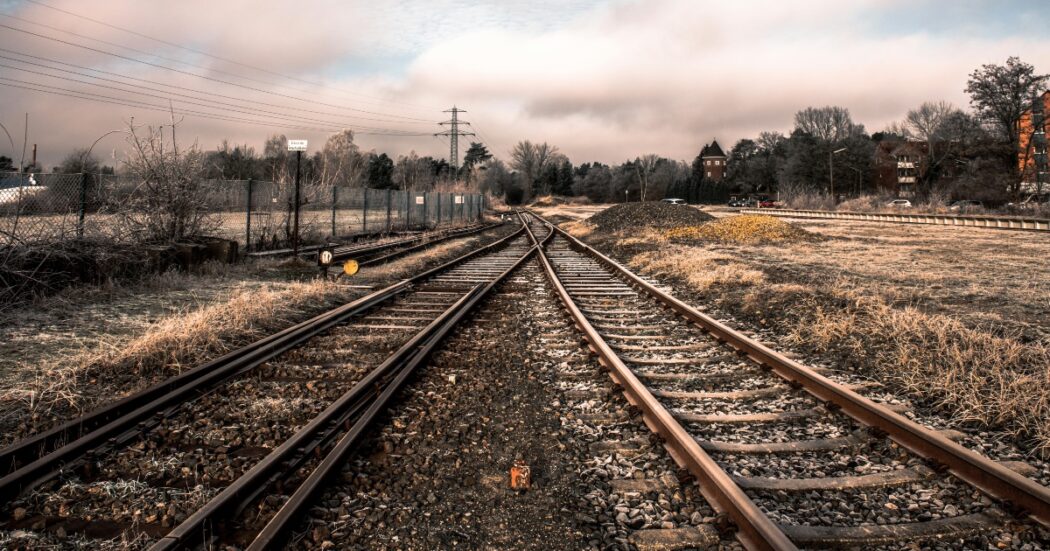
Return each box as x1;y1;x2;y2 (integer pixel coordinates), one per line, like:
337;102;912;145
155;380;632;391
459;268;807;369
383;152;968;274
1;0;1048;169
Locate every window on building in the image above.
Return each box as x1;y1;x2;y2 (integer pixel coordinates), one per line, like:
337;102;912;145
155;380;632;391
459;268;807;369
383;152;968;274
706;171;711;177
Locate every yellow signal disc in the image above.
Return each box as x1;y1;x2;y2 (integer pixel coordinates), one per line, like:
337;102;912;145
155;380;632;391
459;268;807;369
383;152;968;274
343;259;360;276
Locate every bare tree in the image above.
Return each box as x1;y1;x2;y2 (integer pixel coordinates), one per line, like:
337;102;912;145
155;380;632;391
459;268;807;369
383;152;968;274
118;122;214;243
320;130;366;190
392;151;434;190
510;140;560;199
794;106;860;142
901;101;963;188
635;154;660;202
965;57;1048;195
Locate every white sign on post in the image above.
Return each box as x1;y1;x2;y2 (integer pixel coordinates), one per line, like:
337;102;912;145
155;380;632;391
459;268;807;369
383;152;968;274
287;139;308;152
415;196;424;205
454;195;464;204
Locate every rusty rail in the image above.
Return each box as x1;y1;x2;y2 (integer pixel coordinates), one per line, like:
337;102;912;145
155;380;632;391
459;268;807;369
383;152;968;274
739;208;1050;232
535;213;1050;532
522;216;797;551
0;222;527;506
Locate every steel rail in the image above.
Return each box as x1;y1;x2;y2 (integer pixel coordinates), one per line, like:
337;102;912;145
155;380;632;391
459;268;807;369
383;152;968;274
330;221;500;262
522;217;797;551
355;223;497;267
739;208;1050;232
243;226;540;550
0;222;526;506
151;285;490;550
537;213;1050;529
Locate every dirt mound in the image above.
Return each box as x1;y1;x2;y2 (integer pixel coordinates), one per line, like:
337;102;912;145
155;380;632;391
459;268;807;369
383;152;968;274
664;214;815;244
586;202;715;233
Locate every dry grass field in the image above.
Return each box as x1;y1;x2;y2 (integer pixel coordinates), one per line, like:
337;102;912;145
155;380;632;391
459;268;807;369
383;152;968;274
0;227;510;447
550;203;1050;455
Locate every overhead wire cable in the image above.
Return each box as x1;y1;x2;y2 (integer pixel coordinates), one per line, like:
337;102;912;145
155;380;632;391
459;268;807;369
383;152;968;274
16;0;440;114
0;22;438;123
0;10;436;116
0;58;431;132
0;48;432;126
0;78;432;136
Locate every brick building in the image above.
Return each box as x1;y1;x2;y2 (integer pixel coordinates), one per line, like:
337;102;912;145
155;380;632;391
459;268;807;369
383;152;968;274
873;139;966;197
699;140;727;182
1019;90;1049;193
873;140;924;197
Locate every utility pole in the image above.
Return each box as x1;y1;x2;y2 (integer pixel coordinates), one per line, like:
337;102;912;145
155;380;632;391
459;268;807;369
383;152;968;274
435;106;475;176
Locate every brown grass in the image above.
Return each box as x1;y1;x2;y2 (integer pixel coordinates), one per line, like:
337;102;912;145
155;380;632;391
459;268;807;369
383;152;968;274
664;215;815;244
572;209;1050;455
562;220;596;239
628;245;765;292
741;282;1050;454
0;278;348;432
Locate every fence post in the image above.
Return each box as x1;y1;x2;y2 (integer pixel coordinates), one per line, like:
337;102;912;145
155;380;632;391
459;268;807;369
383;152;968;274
245;179;253;252
436;192;442;227
423;192;429;229
77;172;87;238
406;190;412;230
362;187;368;233
331;185;338;239
385;188;392;233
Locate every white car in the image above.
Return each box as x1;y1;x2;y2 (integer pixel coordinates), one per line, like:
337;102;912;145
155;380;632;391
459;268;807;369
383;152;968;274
886;199;912;208
661;198;685;205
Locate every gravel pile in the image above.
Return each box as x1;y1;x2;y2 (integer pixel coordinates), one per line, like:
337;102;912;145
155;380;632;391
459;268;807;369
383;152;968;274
586;202;715;233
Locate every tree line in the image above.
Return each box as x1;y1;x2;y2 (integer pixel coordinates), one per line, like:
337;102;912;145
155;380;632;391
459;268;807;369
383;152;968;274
15;56;1046;206
482;56;1047;205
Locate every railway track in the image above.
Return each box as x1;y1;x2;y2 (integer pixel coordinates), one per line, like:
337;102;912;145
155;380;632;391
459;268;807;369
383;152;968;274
524;213;1050;550
324;221;503;268
0;215;549;549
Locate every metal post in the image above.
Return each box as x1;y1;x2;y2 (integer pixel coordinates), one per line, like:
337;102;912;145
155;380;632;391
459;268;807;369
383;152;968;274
77;172;87;239
436;191;442;227
362;187;368;233
406;190;412;230
385;188;392;233
423;192;429;228
829;150;834;200
331;185;337;239
292;150;302;256
245;178;253;252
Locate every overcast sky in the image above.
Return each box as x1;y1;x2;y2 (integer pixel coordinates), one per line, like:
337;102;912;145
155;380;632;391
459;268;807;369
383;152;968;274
1;0;1049;169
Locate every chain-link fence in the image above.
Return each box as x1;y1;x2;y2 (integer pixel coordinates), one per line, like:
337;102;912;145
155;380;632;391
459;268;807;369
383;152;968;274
0;172;489;251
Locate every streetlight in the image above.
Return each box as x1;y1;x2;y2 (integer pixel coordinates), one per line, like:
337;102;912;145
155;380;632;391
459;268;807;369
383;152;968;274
829;147;847;202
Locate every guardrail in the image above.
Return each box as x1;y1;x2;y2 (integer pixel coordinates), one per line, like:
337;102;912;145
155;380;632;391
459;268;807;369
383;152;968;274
738;208;1050;232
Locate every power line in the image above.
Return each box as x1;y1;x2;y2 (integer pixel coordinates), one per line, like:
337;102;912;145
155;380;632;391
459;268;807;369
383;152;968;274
435;106;475;171
0;78;432;136
0;57;431;132
0;22;437;123
0;10;436;117
17;0;439;114
0;48;432;126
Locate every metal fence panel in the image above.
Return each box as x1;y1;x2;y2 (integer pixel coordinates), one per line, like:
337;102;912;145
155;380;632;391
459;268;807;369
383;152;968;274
1;172;489;250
